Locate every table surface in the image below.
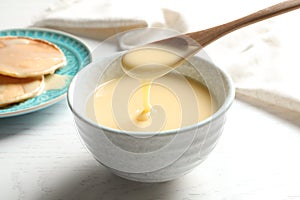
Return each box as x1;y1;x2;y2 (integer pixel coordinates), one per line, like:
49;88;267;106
1;1;300;200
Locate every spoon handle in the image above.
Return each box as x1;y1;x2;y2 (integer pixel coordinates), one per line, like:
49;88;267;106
185;0;300;47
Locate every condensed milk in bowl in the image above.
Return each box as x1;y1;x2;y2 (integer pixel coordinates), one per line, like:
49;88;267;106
67;28;235;182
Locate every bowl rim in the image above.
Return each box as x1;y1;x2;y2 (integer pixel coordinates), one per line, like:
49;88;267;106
67;56;235;136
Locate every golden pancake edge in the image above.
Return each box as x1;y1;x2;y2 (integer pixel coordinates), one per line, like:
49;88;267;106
0;36;66;78
0;74;44;107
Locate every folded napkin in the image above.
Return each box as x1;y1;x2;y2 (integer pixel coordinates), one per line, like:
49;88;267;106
32;0;188;40
33;0;300;113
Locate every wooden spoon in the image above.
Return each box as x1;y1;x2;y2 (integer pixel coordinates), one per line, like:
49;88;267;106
122;0;300;80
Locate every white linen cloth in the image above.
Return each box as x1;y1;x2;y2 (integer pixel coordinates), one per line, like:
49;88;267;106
32;0;187;40
33;0;300;113
205;10;300;112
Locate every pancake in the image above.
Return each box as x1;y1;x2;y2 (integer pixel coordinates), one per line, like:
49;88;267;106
0;74;44;107
0;36;66;78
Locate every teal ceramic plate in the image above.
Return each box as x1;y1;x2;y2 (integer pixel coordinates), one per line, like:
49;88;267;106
0;28;91;118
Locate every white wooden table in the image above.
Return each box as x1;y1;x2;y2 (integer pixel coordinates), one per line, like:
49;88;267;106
0;1;300;200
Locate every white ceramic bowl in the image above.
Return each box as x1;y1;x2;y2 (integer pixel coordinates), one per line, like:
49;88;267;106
67;52;235;183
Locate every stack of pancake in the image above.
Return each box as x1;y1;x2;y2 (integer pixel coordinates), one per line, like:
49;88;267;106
0;36;66;107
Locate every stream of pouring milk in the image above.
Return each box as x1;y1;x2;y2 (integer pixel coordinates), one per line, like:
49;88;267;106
121;41;201;122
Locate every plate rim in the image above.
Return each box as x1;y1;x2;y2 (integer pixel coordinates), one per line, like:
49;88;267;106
0;27;92;118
